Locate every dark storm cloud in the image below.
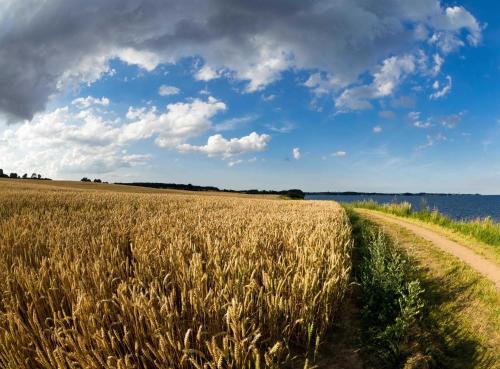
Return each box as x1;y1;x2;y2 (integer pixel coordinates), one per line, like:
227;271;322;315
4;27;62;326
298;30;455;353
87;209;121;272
0;0;480;121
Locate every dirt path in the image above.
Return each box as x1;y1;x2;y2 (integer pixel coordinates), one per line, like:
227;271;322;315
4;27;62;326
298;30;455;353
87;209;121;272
356;209;500;290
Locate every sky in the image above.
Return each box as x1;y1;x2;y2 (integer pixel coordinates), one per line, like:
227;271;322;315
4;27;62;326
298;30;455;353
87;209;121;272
0;0;499;193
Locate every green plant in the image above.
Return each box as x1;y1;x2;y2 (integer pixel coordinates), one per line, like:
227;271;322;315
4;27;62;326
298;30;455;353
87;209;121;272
357;227;425;367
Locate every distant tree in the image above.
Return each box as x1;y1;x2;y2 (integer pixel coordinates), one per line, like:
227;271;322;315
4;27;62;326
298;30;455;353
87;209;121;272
22;173;28;179
37;174;42;180
93;179;102;183
9;173;18;179
81;177;91;182
0;169;3;176
31;173;37;179
284;189;305;199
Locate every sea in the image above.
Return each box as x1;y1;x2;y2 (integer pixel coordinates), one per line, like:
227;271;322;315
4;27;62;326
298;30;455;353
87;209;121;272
305;194;500;222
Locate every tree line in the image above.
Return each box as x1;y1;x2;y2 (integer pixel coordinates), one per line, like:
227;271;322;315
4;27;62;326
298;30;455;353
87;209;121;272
80;177;108;184
116;182;305;199
0;169;51;180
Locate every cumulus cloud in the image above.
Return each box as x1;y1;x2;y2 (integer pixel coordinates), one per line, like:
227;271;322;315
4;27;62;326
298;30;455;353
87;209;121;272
304;73;348;96
158;85;180;96
0;95;267;176
120;96;226;147
195;65;221;81
0;107;149;177
373;126;383;133
430;6;481;52
117;48;160;71
292;147;301;160
0;0;481;121
335;54;417;111
177;132;271;157
72;96;110;109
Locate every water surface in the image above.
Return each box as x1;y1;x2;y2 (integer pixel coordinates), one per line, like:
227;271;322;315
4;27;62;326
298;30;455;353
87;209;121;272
306;194;500;222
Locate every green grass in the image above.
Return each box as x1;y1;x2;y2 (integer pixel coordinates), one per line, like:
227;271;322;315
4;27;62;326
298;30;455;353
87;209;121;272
350;199;500;248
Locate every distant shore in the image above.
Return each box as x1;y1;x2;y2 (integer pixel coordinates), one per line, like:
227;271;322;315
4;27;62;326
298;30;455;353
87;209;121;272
114;182;487;197
305;191;485;196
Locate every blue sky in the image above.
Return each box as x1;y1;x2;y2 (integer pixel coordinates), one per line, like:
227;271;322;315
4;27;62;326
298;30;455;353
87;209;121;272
0;0;499;193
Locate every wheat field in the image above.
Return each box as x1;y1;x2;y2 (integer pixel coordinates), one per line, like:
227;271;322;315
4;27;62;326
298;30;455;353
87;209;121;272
0;181;353;369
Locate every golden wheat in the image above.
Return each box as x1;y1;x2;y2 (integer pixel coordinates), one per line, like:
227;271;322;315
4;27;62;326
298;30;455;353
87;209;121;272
0;182;352;368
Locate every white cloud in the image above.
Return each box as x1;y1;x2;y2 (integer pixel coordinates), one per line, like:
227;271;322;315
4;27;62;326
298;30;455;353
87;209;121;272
432;53;444;75
430;75;452;99
414;120;432;128
304;73;348;96
177;132;271;157
292;147;301;160
332;151;347;157
335;54;416;111
436;6;481;45
0;96;238;177
408;111;421;120
408;111;431;128
428;32;463;54
0;107;148;177
228;157;259;167
116;48;160;72
72;96;110;109
373;126;383;133
428;7;481;54
335;86;374;111
373;55;416;97
231;39;292;93
195;65;221;81
120;96;226;147
159;85;180;96
228;159;243;167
